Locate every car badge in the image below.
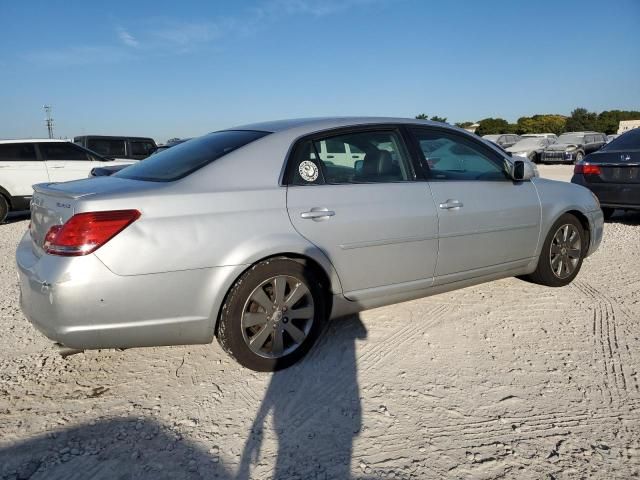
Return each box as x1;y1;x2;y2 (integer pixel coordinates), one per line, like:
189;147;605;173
621;154;631;162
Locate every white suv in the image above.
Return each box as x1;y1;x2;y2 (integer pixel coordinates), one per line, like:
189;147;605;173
0;139;133;222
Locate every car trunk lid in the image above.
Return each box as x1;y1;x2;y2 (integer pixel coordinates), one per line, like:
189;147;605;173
29;177;158;255
583;150;640;184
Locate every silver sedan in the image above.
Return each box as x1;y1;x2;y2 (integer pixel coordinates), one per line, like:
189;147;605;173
16;118;604;371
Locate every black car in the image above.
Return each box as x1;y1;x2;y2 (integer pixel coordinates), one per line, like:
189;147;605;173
89;138;189;177
571;128;640;219
75;135;157;161
541;131;607;164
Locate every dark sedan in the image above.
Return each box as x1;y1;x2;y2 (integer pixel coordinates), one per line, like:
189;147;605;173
571;128;640;219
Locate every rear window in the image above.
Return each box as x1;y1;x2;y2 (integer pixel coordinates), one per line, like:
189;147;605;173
601;129;640;151
115;130;270;182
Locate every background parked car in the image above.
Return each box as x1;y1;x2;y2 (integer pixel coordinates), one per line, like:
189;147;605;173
606;134;619;143
482;134;521;148
152;138;190;155
0;139;132;222
90;138;192;177
571;128;640;219
17;117;602;371
74;135;157;161
521;133;558;142
506;137;553;163
540;131;607;164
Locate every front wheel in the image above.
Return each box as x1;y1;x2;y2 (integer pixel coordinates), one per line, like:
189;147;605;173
217;258;326;371
574;151;584;164
524;213;585;287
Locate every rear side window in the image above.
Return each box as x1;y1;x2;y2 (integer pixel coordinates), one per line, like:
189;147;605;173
0;143;37;161
115;130;270;182
88;138;126;157
39;142;91;161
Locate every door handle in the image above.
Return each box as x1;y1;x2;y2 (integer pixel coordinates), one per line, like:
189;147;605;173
49;166;64;169
301;208;335;221
439;199;463;210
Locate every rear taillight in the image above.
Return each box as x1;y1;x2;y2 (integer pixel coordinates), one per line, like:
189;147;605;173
43;210;140;256
574;163;602;175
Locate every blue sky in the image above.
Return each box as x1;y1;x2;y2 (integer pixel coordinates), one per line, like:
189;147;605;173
1;0;638;142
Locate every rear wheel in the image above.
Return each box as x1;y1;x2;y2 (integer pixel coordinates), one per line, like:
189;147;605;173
601;207;615;220
217;258;327;371
0;195;8;223
525;213;585;287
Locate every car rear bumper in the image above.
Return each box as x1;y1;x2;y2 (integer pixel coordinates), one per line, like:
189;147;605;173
571;175;640;210
16;231;236;350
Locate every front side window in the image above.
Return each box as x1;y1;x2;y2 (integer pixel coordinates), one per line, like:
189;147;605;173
39;142;90;161
411;128;508;181
290;130;412;185
87;138;126;157
116;130;270;182
0;143;37;161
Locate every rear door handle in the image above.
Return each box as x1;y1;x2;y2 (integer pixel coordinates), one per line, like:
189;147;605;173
301;208;335;221
439;199;463;210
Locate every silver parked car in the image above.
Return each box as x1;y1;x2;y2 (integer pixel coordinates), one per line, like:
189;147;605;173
482;134;521;148
16;118;604;371
506;137;553;163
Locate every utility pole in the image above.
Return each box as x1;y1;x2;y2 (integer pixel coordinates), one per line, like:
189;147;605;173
43;105;54;139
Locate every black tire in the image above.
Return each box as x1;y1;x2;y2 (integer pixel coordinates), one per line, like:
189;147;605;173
524;213;586;287
573;151;584;164
529;153;538;164
601;207;615;220
0;195;8;224
217;257;327;371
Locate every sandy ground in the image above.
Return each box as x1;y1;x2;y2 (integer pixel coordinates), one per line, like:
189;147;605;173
2;167;640;479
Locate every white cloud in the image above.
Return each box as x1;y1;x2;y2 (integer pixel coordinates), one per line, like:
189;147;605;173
117;27;140;48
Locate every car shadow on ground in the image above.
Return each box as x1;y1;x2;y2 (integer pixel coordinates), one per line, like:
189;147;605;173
607;210;640;226
0;315;384;480
1;211;29;225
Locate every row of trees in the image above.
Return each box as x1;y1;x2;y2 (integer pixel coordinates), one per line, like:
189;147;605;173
416;109;640;136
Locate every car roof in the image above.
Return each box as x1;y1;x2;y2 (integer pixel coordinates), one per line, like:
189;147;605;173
74;135;155;141
226;116;451;134
0;138;69;144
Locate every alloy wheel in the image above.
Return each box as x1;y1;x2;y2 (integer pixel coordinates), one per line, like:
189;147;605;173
241;275;315;359
549;224;581;279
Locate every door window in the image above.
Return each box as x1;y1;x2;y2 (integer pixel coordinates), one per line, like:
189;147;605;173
411;128;508;181
39;142;91;161
131;141;156;157
87;138;126;157
290;130;412;185
0;143;37;161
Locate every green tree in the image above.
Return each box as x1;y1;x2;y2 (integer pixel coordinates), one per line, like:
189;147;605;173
455;121;475;129
475;118;510;136
597;110;640;134
430;115;447;123
516;114;566;135
565;108;599;132
415;113;429;120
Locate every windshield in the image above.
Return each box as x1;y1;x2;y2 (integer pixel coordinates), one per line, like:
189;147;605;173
601;128;640;151
115;130;270;182
511;138;543;149
557;134;584;144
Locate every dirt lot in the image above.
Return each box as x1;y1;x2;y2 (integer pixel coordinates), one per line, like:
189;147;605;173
1;166;639;479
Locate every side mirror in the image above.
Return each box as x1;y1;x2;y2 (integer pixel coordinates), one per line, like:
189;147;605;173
511;159;525;181
354;160;364;175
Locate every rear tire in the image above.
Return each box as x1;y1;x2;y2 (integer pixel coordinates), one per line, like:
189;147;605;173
601;207;615;220
217;258;327;371
524;213;585;287
0;195;8;223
